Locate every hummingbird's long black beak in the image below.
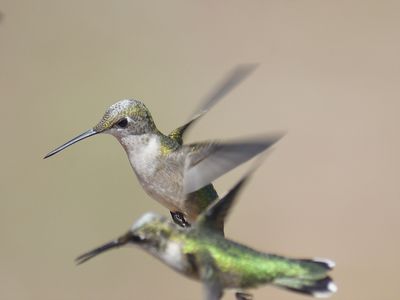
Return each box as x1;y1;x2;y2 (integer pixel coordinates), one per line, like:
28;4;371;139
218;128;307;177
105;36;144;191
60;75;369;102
75;232;131;265
44;129;98;159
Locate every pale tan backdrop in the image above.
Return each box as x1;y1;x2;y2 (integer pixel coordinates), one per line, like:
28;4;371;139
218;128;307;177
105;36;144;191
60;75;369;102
1;1;399;300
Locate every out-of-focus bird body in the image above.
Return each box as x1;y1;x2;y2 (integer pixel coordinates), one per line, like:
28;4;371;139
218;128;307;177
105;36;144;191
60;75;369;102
155;225;333;291
76;170;337;300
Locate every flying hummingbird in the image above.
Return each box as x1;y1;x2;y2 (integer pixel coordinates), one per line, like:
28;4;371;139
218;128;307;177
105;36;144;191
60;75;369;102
44;65;284;227
76;167;337;300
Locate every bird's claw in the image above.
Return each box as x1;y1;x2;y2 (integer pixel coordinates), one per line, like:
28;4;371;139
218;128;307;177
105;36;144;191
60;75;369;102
170;211;191;228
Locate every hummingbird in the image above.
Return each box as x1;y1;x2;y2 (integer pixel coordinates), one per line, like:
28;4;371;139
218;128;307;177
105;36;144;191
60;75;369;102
44;65;284;228
76;166;337;300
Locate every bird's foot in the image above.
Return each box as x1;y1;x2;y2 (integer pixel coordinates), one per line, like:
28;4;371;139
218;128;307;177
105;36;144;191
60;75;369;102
170;211;191;228
235;292;253;300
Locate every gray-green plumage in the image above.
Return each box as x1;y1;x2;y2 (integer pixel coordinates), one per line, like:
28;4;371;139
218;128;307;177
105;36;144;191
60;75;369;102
76;167;337;300
44;65;283;226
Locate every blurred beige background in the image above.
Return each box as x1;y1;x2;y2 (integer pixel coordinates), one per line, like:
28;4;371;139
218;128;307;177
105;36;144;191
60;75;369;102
1;1;399;299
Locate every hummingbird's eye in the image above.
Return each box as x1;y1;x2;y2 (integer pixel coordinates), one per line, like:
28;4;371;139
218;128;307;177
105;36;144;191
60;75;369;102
131;234;145;243
116;118;128;128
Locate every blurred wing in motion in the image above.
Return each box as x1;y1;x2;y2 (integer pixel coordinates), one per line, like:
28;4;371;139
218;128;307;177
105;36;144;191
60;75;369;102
169;64;258;145
195;162;261;232
183;133;284;194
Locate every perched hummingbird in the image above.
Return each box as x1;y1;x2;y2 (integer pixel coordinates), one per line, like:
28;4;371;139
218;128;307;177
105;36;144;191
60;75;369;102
76;167;337;300
44;65;283;227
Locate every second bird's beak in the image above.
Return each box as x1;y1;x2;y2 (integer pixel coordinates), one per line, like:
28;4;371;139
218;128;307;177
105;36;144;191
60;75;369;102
75;232;132;265
44;129;98;159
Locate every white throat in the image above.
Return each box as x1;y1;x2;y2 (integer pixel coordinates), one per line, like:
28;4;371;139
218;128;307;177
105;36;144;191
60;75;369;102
158;241;186;272
119;134;161;177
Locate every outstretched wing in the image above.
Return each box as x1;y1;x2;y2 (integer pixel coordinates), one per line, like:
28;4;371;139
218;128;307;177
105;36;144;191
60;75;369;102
168;64;258;145
183;133;283;194
195;162;260;232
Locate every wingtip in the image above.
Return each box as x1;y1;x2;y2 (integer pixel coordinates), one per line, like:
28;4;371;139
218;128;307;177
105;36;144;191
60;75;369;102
248;131;286;152
236;63;260;72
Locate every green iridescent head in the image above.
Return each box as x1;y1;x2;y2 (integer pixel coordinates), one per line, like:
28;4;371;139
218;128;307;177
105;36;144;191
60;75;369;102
128;212;173;243
44;99;157;159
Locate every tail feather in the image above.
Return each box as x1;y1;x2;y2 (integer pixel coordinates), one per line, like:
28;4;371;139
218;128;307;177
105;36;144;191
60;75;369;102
275;276;337;298
299;258;336;271
273;258;337;298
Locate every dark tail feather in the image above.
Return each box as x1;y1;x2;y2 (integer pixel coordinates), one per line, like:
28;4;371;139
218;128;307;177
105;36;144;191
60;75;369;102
274;258;337;298
275;276;337;298
299;258;335;270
